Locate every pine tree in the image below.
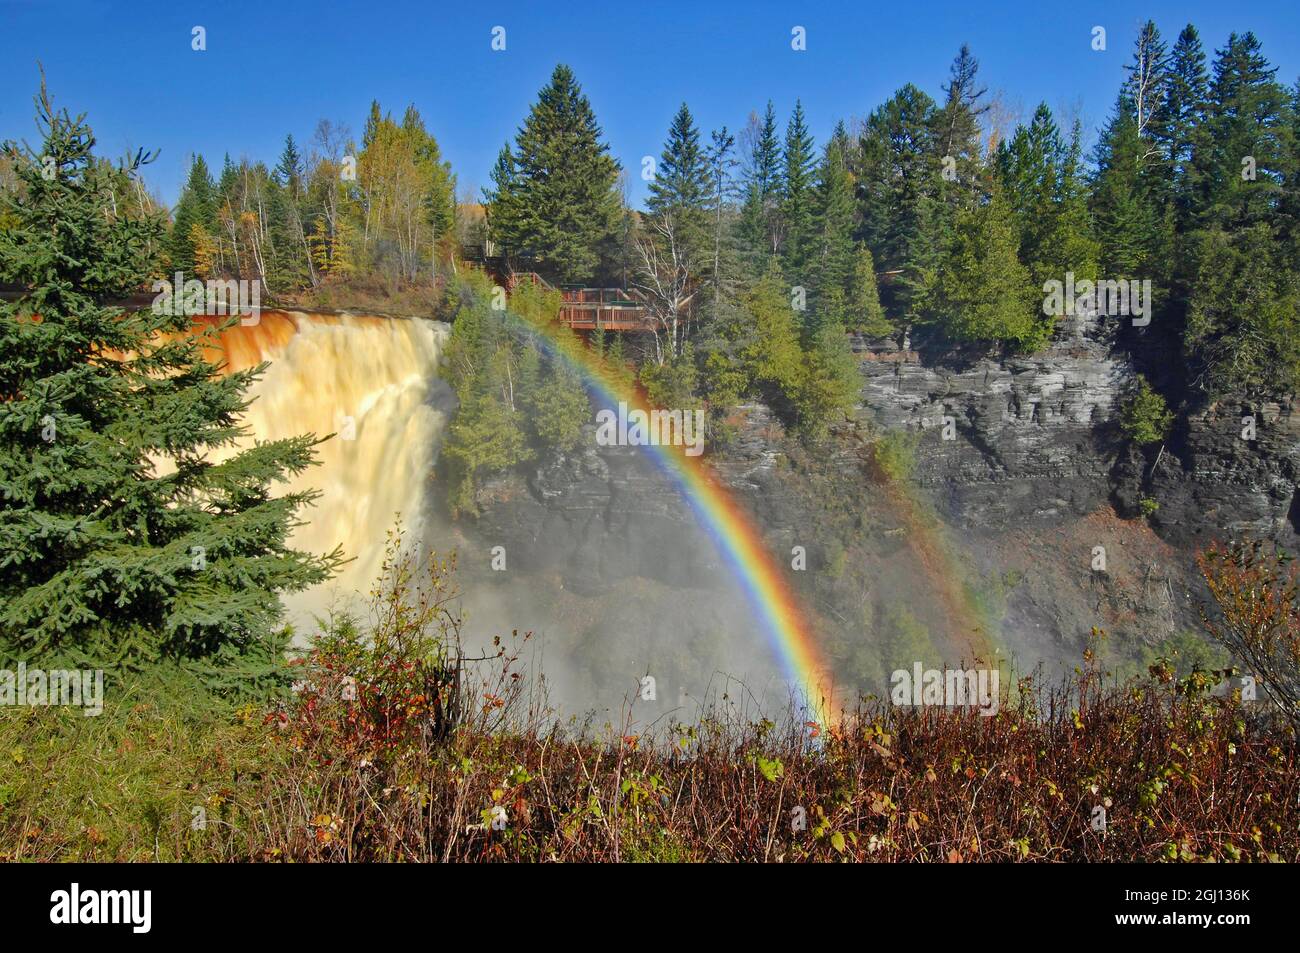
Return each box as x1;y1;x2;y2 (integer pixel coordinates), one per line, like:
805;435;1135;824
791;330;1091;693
930;180;1040;349
780;101;818;283
847;246;889;338
0;84;342;670
1158;25;1210;227
857;85;942;323
739;102;782;263
170;154;216;273
485;65;621;283
811;125;857;324
1191;32;1288;229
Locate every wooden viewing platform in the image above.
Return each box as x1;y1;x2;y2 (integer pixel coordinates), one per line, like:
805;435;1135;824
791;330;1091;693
507;272;655;332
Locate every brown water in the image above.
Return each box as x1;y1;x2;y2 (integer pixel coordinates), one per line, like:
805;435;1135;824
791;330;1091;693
205;310;450;629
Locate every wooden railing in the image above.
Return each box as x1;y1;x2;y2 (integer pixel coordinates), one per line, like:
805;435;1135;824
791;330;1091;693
507;273;655;332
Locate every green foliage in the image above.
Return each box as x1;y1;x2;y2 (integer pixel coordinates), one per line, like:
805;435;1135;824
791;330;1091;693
930;182;1043;349
780;101;818;282
847;246;890;338
856;84;942;323
1184;225;1300;398
528;362;588;452
440;276;602;514
0;84;341;672
1120;375;1174;445
796;326;859;437
872;430;919;482
739;101;782;264
169;154;217;273
648;103;711;268
485;65;622;283
740;268;805;407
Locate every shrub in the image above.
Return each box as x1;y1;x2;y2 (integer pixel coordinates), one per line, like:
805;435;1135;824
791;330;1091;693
1120;375;1174;446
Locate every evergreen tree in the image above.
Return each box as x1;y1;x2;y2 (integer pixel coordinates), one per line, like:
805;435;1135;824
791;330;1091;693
930;180;1040;349
998;106;1100;287
856;85;941;323
780;100;818;282
1185;224;1300;398
1092;100;1163;277
274;134;304;199
485;65;621;283
741;265;805;414
362;99;383;150
1191;32;1288;229
934;43;989;243
527;360;588;452
811;124;857;324
739;102;782;262
704;125;740;311
170;154;216;273
1158;25;1210;226
847;246;889;338
797;325;859;437
647;102;711;266
0;85;341;669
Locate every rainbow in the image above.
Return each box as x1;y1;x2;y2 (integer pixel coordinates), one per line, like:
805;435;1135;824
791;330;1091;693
498;302;835;725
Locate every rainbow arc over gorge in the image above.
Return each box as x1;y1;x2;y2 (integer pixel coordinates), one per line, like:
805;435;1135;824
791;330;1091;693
493;303;836;726
210;301;851;726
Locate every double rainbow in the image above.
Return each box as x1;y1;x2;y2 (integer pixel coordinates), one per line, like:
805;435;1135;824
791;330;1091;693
503;300;834;726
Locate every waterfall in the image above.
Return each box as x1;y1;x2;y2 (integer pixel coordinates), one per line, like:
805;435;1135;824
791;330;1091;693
206;310;450;630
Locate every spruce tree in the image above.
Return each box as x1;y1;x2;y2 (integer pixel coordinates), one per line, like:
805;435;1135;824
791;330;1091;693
847;246;889;338
274;134;304;198
1092;100;1163;277
704;125;740;311
930;180;1039;349
0;84;342;670
1191;32;1288;229
1158;25;1210;226
780;101;818;283
647;102;711;266
812;125;857;323
739;102;782;263
169;153;216;273
1185;224;1300;398
934;43;989;243
857;85;941;323
485;65;621;283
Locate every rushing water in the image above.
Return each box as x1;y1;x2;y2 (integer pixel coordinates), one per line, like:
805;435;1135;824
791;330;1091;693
205;310;450;630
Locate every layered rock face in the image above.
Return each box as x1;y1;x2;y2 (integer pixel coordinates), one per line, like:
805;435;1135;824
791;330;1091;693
850;311;1132;530
456;310;1300;686
1138;400;1300;548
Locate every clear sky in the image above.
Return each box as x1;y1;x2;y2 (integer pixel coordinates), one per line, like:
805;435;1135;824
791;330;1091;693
2;0;1297;211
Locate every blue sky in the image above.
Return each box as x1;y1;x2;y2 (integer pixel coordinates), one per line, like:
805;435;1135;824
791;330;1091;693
2;0;1297;210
